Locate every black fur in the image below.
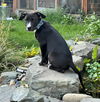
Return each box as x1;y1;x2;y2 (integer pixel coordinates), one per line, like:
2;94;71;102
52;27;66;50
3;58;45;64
19;12;85;91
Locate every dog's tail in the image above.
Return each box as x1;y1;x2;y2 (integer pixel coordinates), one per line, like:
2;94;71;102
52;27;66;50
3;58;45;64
70;62;85;92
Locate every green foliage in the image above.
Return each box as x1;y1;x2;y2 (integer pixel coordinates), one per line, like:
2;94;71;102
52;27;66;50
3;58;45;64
84;14;100;35
83;45;100;97
92;45;98;61
0;21;12;72
44;9;64;24
84;13;97;24
61;14;76;24
86;62;100;81
0;21;25;73
44;9;77;25
84;61;100;97
86;20;100;35
83;58;91;64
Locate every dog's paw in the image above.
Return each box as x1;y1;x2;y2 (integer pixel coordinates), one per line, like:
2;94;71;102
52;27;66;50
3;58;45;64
49;65;55;69
39;61;48;66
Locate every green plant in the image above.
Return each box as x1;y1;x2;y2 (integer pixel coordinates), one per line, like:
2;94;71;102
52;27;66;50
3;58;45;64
44;9;64;24
44;9;77;25
0;21;13;72
84;14;100;35
86;62;100;81
92;45;98;61
83;13;97;24
0;21;25;73
24;46;40;58
61;14;75;24
83;46;100;97
85;61;100;97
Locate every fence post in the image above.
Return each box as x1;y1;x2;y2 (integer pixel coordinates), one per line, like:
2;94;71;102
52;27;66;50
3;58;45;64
55;0;60;9
34;0;37;10
13;0;18;13
81;0;88;14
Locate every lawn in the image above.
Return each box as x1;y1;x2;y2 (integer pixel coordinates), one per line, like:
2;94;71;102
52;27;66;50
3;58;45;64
9;20;86;48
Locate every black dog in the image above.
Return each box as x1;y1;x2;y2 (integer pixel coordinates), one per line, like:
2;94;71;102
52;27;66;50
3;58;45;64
19;12;85;91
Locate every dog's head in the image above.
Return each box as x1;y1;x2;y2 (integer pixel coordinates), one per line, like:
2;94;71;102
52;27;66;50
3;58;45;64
19;12;46;31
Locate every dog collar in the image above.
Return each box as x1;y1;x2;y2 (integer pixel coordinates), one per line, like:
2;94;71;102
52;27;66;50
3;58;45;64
36;20;44;29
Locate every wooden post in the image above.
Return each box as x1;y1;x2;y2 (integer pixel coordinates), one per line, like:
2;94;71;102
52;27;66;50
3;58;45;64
55;0;59;9
16;0;20;9
81;0;88;14
34;0;37;10
13;0;18;12
26;0;30;9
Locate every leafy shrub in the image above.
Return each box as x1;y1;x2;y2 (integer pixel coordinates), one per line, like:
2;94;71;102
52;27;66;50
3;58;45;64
44;9;64;24
85;61;100;97
61;14;76;24
44;9;77;25
83;46;100;97
86;62;100;81
84;14;100;35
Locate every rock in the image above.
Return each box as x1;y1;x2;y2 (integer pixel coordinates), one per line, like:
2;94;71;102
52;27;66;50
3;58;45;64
28;89;63;102
19;95;63;102
76;41;86;45
0;85;15;102
66;40;76;46
10;87;29;102
19;98;34;102
81;98;100;102
72;42;96;58
27;89;44;102
63;93;92;102
9;79;15;86
72;55;83;70
44;96;63;102
0;76;6;85
11;88;44;102
91;38;100;46
0;71;18;85
23;62;32;67
26;56;79;99
1;71;18;79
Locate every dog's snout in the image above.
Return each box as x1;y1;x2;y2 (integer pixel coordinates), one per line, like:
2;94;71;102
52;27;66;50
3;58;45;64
28;27;31;31
26;22;32;31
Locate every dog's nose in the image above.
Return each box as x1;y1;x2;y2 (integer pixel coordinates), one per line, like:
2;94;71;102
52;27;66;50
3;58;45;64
28;27;31;31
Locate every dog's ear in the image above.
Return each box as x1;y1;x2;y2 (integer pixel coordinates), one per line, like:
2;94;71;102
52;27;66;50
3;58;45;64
35;12;46;18
19;12;27;20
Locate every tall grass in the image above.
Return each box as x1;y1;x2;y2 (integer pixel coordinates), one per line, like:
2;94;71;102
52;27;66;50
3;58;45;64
0;21;12;72
0;21;26;73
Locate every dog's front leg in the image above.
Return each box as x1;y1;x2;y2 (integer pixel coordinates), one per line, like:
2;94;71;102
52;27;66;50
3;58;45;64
39;44;48;66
